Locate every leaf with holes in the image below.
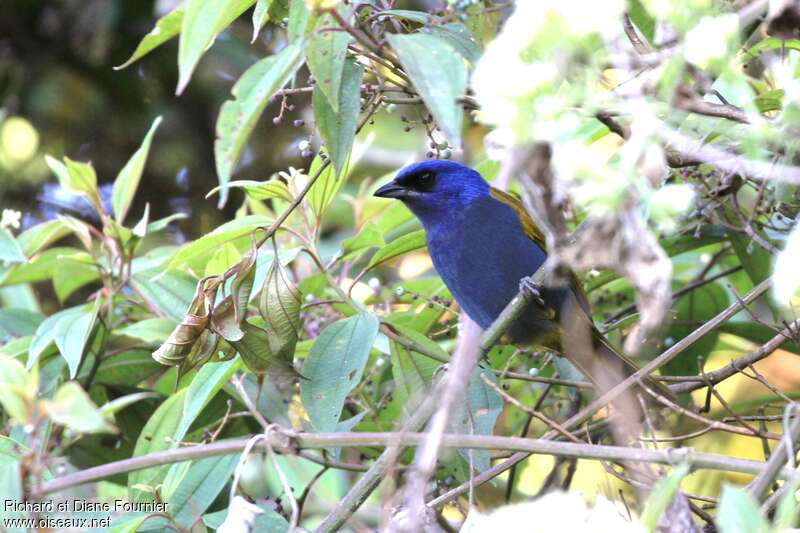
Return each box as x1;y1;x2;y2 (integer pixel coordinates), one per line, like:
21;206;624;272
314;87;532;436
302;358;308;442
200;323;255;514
300;313;379;432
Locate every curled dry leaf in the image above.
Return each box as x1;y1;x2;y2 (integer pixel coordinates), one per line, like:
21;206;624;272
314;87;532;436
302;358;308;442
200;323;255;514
152;277;219;366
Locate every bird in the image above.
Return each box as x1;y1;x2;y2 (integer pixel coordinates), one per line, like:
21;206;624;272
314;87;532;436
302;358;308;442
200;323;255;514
374;160;671;400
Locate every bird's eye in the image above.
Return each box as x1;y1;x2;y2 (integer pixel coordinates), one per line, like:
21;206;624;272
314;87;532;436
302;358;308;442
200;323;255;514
417;172;434;189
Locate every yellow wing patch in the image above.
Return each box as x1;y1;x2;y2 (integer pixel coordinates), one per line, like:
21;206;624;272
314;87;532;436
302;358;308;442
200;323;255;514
489;188;547;250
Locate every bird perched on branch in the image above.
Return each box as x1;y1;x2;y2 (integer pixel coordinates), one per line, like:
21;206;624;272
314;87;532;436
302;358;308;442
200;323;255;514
374;160;670;400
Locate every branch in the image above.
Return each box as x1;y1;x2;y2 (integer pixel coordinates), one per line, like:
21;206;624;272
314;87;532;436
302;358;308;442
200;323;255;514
670;316;800;394
33;430;795;498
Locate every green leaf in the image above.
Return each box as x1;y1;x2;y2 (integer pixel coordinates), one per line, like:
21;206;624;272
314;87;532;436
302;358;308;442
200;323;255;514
112;116;162;224
15;219;70;256
379;9;431;24
627;0;655;44
46;381;114;434
115;5;185;70
118;318;177;344
129;389;188;501
259;252;302;363
214;43;304;207
306;18;352;112
177;0;257;95
44;156;102;213
715;485;769;533
206;178;293;202
52;252;99;302
300;313;379;432
28;306;83;368
365;229;427;271
388;323;442;407
53;299;101;379
641;463;689;532
773;475;800;530
168;215;271;269
287;0;315;42
0;355;36;422
0;228;25;264
170;454;239;528
428;23;481;64
0;308;42;338
341;221;385;260
314;59;363;176
252;0;272;42
229;321;297;379
131;269;198;322
449;367;503;473
387;33;467;148
663;281;729;377
175;357;239;442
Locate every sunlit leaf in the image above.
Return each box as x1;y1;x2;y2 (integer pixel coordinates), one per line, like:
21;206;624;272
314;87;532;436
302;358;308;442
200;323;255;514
112;116;162;224
167;215;271;269
715;485;769;533
313;59;363;176
0;355;36;422
206;178;293;202
175;357;239;442
53;298;101;379
46;381;114;434
0;228;25;264
365;229;427;271
176;0;257;95
115;5;185;70
300;313;379;432
214;43;304;207
387;33;467;148
306;16;352;112
341;220;384;260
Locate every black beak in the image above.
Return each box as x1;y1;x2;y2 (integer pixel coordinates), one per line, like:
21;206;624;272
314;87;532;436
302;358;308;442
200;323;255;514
374;181;409;199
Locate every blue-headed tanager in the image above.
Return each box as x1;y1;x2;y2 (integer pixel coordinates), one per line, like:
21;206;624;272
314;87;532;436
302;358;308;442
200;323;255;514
374;160;670;398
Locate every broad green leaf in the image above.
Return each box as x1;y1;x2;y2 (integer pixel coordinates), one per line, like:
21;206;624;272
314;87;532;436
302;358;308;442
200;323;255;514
387;33;467;148
0;355;36;422
306;18;352;112
118;318;177;344
177;0;257;95
429;23;481;64
300;313;379;432
115;5;185;70
170;454;239;528
374;201;414;234
341;220;384;259
53;299;101;379
15;219;70;256
449;367;503;472
388;323;442;407
715;485;769;533
167;215;271;269
205;242;242;278
174;357;239;442
129;389;188;501
0;228;25;264
46;381;113;434
252;0;272;42
379;9;431;24
229;321;297;379
663;281;729;377
52;252;99;302
287;0;315;42
206;178;293;202
214;43;304;207
641;463;690;532
0;308;42;338
627;0;655;44
94;349;162;387
45;156;102;213
365;229;427;270
112;116;162;224
131;269;198;322
774;475;800;530
99;391;160;418
0;246;82;287
313;60;363;176
28;306;84;368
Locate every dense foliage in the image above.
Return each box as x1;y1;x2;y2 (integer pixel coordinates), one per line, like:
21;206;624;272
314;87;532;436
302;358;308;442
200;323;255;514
2;0;800;531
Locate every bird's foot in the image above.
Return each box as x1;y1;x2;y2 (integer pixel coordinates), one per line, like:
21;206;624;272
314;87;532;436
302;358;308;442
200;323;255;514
519;276;546;308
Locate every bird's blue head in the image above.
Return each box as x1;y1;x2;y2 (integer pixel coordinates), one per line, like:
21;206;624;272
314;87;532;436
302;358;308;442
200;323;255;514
373;160;489;228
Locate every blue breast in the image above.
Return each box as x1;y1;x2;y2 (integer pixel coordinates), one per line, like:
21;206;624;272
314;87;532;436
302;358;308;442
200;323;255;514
425;195;568;342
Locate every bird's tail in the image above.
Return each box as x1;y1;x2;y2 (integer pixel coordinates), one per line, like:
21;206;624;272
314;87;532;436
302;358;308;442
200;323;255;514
588;327;676;402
